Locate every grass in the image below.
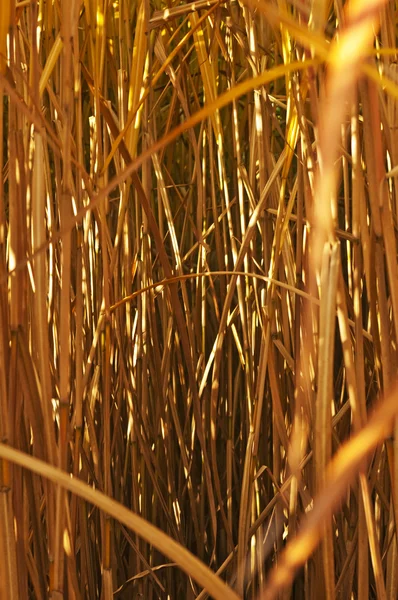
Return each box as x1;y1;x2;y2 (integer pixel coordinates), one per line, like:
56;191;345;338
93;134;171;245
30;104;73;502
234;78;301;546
0;0;398;598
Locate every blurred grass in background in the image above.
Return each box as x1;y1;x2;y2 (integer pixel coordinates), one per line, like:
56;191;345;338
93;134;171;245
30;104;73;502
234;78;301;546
1;0;398;598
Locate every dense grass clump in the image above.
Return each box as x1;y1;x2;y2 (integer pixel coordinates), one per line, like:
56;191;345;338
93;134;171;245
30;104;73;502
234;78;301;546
1;0;398;598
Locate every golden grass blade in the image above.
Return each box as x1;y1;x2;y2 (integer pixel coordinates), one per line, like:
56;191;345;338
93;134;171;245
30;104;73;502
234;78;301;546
125;0;147;158
39;34;63;97
315;242;340;600
32;132;56;465
311;0;388;272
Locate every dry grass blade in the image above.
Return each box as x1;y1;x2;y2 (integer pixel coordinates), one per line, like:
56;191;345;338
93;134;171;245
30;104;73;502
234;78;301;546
315;242;340;600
